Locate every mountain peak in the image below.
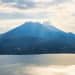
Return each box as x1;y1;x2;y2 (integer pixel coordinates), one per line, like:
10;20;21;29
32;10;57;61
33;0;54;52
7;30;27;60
2;21;62;39
20;21;61;32
0;21;75;54
22;21;42;25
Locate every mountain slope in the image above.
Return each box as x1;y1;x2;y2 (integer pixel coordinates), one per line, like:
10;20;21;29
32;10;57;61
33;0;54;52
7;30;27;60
0;22;75;54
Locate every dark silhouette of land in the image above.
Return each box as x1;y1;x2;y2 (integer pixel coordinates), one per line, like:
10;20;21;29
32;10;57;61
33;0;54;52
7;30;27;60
0;22;75;54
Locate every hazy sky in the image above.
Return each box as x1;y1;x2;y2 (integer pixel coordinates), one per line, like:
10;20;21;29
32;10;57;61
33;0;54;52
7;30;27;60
0;0;75;33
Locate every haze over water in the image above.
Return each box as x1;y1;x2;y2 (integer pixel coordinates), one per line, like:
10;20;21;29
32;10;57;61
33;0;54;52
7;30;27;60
0;54;75;75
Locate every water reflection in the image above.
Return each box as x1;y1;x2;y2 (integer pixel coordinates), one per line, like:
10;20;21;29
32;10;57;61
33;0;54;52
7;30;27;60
0;54;75;75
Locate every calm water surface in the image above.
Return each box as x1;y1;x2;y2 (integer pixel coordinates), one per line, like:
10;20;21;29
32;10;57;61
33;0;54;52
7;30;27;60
0;54;75;75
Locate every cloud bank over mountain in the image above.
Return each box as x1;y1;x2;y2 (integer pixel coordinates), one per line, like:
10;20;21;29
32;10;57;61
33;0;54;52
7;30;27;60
0;0;75;33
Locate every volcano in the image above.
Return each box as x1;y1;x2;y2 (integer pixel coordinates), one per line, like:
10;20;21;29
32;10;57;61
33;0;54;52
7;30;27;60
0;22;75;54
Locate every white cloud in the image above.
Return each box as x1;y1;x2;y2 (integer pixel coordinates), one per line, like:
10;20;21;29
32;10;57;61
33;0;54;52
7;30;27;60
0;0;75;33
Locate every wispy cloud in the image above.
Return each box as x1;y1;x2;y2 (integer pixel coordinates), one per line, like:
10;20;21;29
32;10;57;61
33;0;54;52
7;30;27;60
0;0;71;9
0;0;75;33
